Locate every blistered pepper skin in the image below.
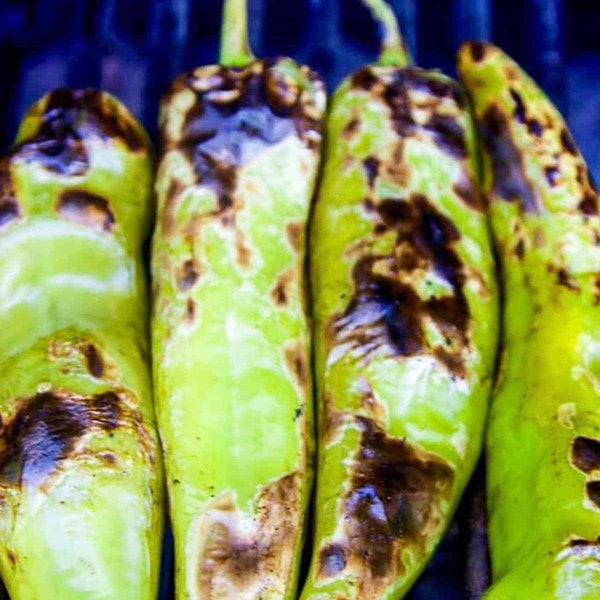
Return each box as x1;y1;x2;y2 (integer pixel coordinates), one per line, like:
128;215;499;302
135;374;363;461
0;90;163;600
151;60;325;599
300;62;498;599
458;42;600;600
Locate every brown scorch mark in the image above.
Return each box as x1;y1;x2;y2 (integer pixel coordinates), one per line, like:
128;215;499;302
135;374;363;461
331;193;469;377
318;417;453;593
0;159;20;227
197;472;301;598
57;190;115;232
0;391;123;487
177;258;200;291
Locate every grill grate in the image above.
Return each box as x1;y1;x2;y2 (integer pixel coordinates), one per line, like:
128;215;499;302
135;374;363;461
0;1;598;599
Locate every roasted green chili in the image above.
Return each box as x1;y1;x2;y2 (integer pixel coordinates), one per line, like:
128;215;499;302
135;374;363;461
0;90;162;599
458;41;600;600
300;2;498;598
151;0;325;597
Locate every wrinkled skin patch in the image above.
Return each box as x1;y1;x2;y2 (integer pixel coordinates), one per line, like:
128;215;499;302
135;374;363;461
13;88;145;176
0;160;20;228
330;193;469;377
57;190;115;233
317;417;454;594
196;472;301;599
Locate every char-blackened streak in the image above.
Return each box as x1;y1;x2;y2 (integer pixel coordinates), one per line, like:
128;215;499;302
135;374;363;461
561;128;578;156
470;41;487;62
0;391;122;487
83;343;104;378
332;417;453;582
351;68;378;91
363;157;380;188
332;194;469;376
586;480;600;508
480;104;539;213
509;89;526;123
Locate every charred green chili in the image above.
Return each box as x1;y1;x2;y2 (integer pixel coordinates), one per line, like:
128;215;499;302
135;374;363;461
458;41;600;600
0;90;163;599
151;0;325;597
300;2;498;598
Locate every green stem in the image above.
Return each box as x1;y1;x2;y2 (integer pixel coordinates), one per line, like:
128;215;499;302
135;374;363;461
361;0;412;67
219;0;255;67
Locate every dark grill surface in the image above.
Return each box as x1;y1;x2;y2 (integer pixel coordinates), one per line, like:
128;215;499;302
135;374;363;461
0;1;598;599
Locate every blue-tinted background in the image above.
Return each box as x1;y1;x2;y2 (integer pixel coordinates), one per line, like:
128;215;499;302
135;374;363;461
0;1;597;599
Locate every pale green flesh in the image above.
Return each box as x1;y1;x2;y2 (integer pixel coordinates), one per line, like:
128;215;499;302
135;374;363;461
301;66;498;599
152;61;324;599
458;42;600;599
0;92;163;600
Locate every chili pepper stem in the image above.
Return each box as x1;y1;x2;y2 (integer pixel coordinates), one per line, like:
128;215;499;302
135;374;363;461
361;0;411;67
219;0;255;67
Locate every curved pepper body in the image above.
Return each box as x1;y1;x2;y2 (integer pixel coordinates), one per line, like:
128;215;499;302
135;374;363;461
300;64;498;599
458;42;600;599
0;90;163;599
151;59;325;599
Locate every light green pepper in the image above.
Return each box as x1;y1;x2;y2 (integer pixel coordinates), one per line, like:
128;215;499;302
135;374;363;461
0;89;163;599
300;2;498;598
458;41;600;600
150;0;325;598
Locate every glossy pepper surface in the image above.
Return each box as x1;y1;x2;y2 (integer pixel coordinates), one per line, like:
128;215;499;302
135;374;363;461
0;89;163;600
300;2;498;598
458;41;600;600
150;0;325;598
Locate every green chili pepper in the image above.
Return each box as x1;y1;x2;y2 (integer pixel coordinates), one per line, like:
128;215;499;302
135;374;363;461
150;0;325;597
0;90;163;599
300;2;498;598
458;41;600;600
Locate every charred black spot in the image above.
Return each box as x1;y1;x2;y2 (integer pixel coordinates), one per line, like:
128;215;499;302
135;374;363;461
561;128;578;156
586;480;600;508
0;199;19;227
426;113;467;159
470;41;487;62
332;194;468;377
509;89;526;124
480;104;539;213
527;119;543;136
335;417;454;581
57;190;115;232
363;156;380;188
319;544;347;577
579;195;598;216
545;166;560;187
572;436;600;473
177;259;200;291
556;268;580;291
351;68;378;91
0;391;122;487
513;238;525;259
83;343;104;378
452;179;481;210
